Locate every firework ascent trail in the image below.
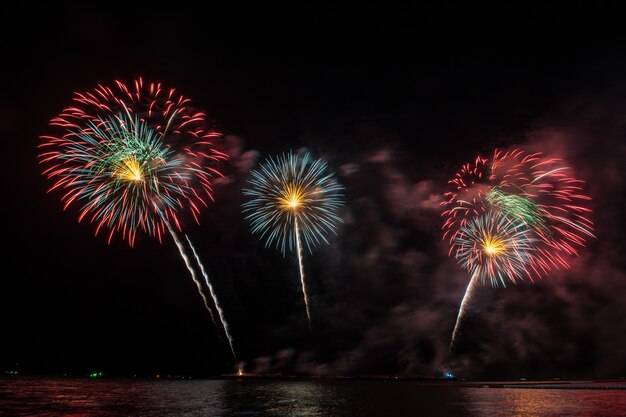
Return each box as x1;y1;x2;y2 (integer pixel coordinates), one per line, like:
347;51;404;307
186;235;238;366
449;271;479;351
163;219;219;332
294;215;312;330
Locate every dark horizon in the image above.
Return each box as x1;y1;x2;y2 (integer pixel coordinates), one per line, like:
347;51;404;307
2;4;626;380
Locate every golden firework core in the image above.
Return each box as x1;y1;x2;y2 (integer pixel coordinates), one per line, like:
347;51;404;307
279;184;305;211
483;235;505;256
116;157;143;182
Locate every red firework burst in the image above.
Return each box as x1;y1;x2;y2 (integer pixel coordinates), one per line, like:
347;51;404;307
442;148;594;282
38;78;227;246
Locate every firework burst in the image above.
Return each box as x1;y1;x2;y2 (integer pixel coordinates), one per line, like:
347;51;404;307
442;148;594;350
38;78;238;369
454;211;539;287
39;78;226;246
242;150;344;327
442;148;594;280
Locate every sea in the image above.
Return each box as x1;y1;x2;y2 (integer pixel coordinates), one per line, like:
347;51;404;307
1;376;625;416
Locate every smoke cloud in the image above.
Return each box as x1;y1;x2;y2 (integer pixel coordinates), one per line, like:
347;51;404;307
217;89;626;379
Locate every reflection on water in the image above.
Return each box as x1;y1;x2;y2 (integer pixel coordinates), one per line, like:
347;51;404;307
1;376;625;417
0;377;225;416
465;387;626;417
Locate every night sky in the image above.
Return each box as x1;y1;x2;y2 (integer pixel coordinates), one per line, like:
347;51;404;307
2;4;626;379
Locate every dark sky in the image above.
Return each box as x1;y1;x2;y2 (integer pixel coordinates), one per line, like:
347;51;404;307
2;4;626;379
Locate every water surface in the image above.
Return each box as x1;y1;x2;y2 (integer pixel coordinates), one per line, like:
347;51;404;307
1;376;624;416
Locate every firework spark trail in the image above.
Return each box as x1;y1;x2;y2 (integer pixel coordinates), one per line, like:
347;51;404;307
39;78;236;368
185;235;238;365
441;148;594;350
163;218;219;331
242;151;344;327
294;215;312;329
450;271;479;351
